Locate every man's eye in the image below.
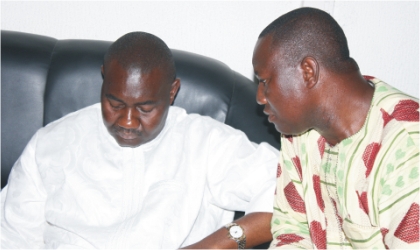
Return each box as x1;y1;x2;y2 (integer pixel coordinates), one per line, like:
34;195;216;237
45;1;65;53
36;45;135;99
109;100;124;109
138;106;154;113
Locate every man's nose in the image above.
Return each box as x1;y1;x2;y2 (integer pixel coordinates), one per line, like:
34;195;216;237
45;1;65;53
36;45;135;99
118;107;140;129
256;83;267;105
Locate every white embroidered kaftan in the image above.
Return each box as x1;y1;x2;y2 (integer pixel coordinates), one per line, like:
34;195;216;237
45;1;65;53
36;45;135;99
1;104;278;249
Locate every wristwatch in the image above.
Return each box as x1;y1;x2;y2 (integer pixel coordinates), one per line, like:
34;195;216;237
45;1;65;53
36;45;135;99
225;222;246;249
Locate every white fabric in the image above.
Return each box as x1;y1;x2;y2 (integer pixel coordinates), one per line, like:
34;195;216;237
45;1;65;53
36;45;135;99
1;103;278;249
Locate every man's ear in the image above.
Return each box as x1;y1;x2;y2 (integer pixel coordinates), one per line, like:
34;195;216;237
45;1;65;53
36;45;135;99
300;57;319;89
170;78;181;104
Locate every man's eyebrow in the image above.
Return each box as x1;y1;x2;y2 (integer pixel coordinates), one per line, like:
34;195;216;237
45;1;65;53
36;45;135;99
105;94;156;106
105;94;123;103
136;100;156;106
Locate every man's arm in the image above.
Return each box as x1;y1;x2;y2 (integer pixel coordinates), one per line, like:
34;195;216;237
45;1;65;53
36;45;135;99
1;132;47;248
182;125;278;249
182;212;272;249
269;152;313;249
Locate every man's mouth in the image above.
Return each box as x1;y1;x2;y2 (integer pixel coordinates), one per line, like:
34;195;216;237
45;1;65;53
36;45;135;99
114;127;141;140
267;114;275;123
117;132;138;140
263;109;274;123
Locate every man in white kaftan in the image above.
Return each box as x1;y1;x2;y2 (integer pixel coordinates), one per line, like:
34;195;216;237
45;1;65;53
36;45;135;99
1;104;277;249
1;31;278;249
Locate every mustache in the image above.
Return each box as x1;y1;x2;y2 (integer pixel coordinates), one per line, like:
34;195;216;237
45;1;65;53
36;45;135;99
112;125;142;136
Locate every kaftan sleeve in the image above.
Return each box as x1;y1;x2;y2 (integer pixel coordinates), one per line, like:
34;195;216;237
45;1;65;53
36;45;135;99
269;148;313;249
1;131;47;249
241;141;279;215
205;127;279;215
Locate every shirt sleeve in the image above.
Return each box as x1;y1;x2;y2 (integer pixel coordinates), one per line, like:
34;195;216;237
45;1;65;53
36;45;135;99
1;131;47;249
205;126;279;214
270;148;313;249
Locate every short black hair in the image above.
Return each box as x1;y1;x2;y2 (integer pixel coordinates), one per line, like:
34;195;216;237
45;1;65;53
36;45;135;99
259;7;357;72
104;31;176;83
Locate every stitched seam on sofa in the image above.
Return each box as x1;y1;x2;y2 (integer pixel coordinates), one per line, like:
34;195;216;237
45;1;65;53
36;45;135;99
225;70;237;124
42;39;59;126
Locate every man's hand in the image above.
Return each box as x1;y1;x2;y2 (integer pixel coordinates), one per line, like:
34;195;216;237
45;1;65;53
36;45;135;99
182;212;272;249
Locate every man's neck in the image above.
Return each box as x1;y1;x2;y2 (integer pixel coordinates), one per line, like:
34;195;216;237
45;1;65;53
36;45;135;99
316;73;375;146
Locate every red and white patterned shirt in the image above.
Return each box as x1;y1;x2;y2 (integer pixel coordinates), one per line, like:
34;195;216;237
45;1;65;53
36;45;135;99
271;77;419;249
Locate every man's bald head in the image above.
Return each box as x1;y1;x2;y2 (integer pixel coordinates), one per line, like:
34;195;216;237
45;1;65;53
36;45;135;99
259;7;357;73
103;31;176;83
101;31;180;148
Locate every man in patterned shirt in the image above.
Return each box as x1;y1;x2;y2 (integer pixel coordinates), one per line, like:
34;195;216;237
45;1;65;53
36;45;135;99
252;7;419;249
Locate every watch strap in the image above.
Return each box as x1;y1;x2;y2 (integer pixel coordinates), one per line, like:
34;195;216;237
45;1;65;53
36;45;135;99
237;238;246;249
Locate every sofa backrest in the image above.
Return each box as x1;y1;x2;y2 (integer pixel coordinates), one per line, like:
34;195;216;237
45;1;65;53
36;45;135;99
1;30;280;188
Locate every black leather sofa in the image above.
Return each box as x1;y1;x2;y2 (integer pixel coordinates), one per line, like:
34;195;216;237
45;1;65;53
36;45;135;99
1;29;280;249
1;30;280;189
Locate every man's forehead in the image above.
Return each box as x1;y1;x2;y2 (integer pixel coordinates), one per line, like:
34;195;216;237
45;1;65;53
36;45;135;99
253;37;269;56
253;36;279;72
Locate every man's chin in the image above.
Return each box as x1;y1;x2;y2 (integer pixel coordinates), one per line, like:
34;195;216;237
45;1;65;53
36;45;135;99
274;124;309;137
277;129;311;138
115;137;143;148
273;123;284;134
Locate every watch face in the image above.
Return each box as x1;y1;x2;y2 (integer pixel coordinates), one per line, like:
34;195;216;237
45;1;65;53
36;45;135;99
229;225;244;238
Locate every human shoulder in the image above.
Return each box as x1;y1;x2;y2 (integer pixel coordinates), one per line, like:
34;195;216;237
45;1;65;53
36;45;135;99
369;78;418;141
370;78;418;114
39;103;102;136
168;106;243;136
358;78;419;182
18;103;103;160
